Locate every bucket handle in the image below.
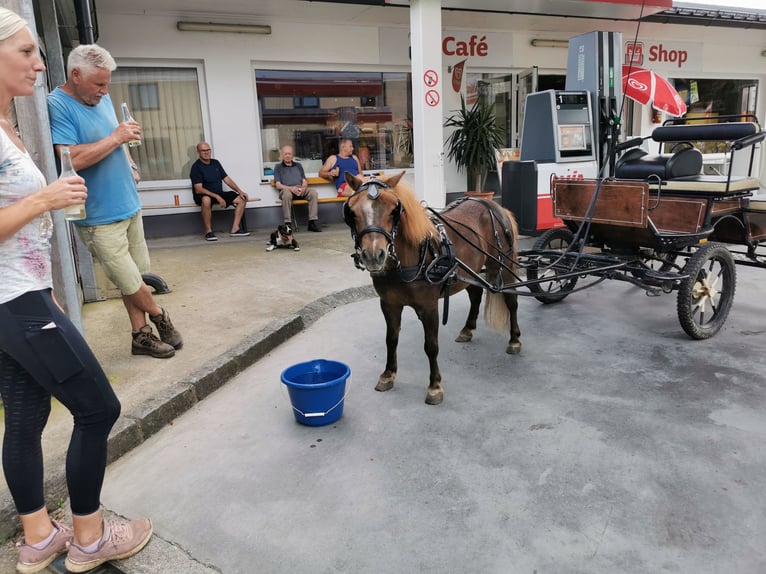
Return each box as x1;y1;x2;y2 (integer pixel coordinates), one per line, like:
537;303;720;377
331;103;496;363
281;377;351;418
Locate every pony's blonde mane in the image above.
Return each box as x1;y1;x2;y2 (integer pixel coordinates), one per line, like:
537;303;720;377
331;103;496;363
389;180;437;246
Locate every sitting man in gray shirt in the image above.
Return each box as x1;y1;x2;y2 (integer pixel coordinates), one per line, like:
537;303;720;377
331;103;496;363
272;145;321;232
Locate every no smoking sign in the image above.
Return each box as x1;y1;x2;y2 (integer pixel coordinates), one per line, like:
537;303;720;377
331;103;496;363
423;69;439;87
425;89;440;107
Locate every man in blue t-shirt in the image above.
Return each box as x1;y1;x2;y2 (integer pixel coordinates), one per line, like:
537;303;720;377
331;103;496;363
48;44;182;359
190;142;254;241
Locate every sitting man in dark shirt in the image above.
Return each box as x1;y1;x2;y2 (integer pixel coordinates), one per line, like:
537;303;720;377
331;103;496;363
190;142;256;241
272;144;321;232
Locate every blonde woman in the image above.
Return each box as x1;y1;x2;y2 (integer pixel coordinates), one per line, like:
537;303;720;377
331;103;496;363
0;8;151;573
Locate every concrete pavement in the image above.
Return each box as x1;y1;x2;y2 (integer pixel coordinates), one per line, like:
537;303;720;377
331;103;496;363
0;222;373;568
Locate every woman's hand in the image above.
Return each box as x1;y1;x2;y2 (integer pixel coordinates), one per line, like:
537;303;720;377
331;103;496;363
40;176;87;212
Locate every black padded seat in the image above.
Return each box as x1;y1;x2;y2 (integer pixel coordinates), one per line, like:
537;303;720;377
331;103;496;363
651;122;758;142
615;146;702;180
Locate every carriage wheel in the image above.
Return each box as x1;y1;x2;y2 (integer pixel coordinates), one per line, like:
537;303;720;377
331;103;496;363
527;227;579;304
677;242;736;340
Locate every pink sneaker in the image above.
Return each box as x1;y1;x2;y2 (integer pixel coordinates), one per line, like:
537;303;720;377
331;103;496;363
16;520;73;574
64;518;153;573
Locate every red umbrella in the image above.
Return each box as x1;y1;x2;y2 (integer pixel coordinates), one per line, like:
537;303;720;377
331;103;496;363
622;65;687;117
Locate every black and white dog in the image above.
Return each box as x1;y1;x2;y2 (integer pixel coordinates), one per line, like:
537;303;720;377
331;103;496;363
266;223;300;252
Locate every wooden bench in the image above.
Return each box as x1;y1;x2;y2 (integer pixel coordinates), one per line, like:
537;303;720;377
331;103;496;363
270;177;347;227
142;197;262;211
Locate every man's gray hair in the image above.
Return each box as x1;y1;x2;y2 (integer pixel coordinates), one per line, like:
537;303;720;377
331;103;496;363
67;44;116;76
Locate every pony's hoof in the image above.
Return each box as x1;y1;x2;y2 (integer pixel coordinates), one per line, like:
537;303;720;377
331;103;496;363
454;331;472;343
506;342;522;355
375;379;394;392
425;389;443;405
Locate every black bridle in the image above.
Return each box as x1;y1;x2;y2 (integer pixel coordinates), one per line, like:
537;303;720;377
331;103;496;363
343;178;402;271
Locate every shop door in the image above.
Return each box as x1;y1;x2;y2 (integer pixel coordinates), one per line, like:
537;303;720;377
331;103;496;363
515;66;538;148
478;75;513;147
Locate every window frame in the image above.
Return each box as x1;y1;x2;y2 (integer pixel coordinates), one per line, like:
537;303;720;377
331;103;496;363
113;59;210;191
253;62;415;179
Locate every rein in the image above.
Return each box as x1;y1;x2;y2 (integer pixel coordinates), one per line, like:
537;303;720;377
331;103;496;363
429;197;522;290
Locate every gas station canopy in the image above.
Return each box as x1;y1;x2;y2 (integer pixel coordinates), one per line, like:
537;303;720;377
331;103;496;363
341;0;673;20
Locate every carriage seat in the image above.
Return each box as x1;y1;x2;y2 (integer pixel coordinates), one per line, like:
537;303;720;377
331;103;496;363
615;146;703;180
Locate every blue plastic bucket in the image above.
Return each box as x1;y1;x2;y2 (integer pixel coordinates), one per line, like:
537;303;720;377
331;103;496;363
280;359;351;426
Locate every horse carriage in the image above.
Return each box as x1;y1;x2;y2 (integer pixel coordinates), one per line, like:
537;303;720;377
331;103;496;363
523;114;766;340
342;114;765;404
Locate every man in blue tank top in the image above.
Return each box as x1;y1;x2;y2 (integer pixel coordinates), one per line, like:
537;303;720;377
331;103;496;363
319;138;362;197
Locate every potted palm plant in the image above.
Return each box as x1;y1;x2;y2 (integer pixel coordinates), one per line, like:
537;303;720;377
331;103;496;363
444;94;504;195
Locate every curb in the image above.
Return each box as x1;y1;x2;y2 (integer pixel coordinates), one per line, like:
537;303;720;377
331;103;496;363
0;284;376;541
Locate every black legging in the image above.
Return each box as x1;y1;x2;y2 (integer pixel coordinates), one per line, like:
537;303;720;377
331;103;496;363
0;289;120;516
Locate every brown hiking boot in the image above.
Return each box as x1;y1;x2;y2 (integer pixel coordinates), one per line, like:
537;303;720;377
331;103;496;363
149;307;183;349
65;518;153;573
131;325;175;358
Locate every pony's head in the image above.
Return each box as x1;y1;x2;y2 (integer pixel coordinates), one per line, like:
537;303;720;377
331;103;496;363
343;171;436;272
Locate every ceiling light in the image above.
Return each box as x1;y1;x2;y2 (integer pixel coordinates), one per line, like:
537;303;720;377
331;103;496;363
176;21;272;34
530;39;569;48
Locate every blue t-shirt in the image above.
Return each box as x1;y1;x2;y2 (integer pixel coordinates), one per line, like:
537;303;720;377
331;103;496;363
190;158;228;196
47;90;140;226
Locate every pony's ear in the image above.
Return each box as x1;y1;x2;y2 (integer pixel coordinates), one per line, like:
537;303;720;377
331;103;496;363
383;171;406;188
345;172;365;191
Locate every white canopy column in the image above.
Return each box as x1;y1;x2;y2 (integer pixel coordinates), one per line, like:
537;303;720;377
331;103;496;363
409;0;445;208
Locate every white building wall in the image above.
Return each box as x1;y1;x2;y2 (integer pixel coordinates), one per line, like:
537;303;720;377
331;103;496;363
95;11;766;213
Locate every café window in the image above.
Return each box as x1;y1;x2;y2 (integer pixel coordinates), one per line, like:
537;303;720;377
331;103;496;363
255;70;414;176
110;66;205;182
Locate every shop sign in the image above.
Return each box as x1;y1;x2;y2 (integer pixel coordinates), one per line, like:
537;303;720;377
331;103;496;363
625;40;701;72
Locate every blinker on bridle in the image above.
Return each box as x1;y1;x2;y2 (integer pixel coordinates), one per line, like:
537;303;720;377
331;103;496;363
355;178;388;199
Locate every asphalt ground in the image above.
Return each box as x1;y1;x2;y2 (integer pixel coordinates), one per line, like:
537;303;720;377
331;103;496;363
1;222;765;572
100;261;766;574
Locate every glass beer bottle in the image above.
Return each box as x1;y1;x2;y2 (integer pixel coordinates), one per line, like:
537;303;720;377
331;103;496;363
59;146;86;221
121;102;142;147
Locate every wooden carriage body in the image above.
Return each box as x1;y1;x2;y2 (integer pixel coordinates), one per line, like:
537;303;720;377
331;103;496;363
552;118;766;253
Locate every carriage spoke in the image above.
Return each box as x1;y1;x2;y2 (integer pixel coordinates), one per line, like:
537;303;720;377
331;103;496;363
678;243;735;338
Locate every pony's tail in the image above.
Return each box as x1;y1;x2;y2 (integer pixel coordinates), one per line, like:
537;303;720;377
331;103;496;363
483;290;510;333
483;206;517;333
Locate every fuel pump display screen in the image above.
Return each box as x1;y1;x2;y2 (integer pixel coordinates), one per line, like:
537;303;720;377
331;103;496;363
558;124;587;151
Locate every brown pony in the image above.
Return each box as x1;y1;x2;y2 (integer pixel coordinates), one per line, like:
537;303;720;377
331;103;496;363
343;171;521;405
